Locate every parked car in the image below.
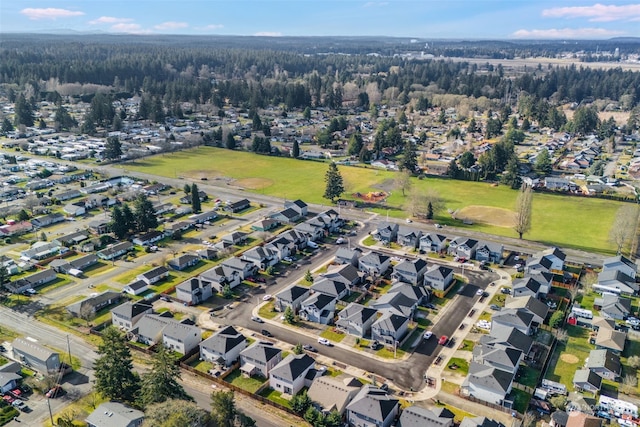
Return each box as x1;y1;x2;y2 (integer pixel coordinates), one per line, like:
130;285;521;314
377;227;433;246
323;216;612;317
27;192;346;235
438;335;449;345
336;237;346;245
303;344;318;353
501;288;511;294
468;309;476;317
307;241;319;249
46;385;63;398
317;338;332;346
262;294;272;301
370;341;382;350
0;345;5;352
475;289;484;296
261;330;273;337
423;331;433;340
251;316;264;323
425;303;437;310
489;304;501;311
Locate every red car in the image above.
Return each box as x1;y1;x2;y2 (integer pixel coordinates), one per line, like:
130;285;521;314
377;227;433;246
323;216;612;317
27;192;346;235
46;385;63;399
438;335;449;346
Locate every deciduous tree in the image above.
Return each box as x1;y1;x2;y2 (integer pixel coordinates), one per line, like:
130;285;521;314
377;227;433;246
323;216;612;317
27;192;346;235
610;204;639;256
143;399;210;427
210;390;236;427
514;184;533;239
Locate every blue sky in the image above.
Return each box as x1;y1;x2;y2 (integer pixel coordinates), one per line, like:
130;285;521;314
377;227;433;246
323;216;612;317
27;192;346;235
1;1;639;39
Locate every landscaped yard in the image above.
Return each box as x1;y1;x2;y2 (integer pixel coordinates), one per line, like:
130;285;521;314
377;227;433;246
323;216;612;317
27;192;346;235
124;146;622;253
190;359;213;373
259;388;291;408
376;345;406;359
258;301;278;319
319;328;346;343
517;365;541;389
510;388;531;414
447;357;470;376
545;325;593;390
224;369;266;393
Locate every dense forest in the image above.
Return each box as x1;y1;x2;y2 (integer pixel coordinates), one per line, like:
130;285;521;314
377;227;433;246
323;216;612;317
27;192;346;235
0;34;638;113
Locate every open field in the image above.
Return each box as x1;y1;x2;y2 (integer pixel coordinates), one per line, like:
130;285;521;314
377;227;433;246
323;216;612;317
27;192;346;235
123;147;622;253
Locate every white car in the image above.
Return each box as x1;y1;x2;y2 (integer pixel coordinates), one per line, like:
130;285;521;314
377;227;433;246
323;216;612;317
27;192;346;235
476;289;484;296
423;331;433;340
307;241;319;249
336;237;345;244
405;218;412;223
317;338;332;346
262;294;272;301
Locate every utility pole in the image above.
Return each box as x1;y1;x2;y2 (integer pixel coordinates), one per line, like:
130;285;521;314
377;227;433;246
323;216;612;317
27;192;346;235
66;335;72;367
47;397;54;426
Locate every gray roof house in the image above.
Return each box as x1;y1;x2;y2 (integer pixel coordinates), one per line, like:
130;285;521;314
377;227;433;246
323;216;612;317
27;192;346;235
346;385;400;427
21;241;62;261
512;277;543;298
241;246;279;270
176;277;213;305
111;301;153;330
311;277;350;300
461;362;514;406
168;253;201;271
504;296;549;325
594;294;632;320
460;417;506;427
602;255;637;279
359;251;391;276
307;375;363;415
133;314;201;355
299;293;336;324
472;346;523;375
447;237;478;259
240;342;282;378
334;247;363;267
86;401;144;427
322;263;363;288
423;265;455;292
131;230;165;246
586;349;621;380
275;285;310;313
594;270;638;295
137;265;169;285
528;271;554;296
336;303;379;338
371;312;410;346
573;369;602;394
478;326;533;355
419;233;448;254
6;268;58;294
374;222;399;244
12;337;60;374
269;353;316;396
491;308;535;335
372;290;418;318
67;291;121;317
397;405;454;427
97;242;134;261
122;280;149;296
396;226;422;248
393;258;428;285
475;241;503;263
199;326;247;367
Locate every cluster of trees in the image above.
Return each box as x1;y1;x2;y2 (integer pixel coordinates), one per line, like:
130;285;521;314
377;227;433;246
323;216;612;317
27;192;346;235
290;390;342;427
110;194;158;239
92;327;255;427
183;183;202;213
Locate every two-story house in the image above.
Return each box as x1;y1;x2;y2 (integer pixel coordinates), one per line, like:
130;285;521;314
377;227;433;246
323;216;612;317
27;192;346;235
199;326;247;367
346;385;400;427
336;303;379;338
111;301;154;330
176;277;213;305
269;353;316;396
240;342;283;378
392;258;428;285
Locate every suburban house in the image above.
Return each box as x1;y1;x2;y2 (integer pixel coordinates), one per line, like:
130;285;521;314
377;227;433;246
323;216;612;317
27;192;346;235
594;328;626;354
423;265;455;292
131;230;165;246
269;353;316;396
221;231;249;245
359;251;391;276
393;258;428;285
111;301;153;330
472;345;523;375
477;326;533;357
475;241;504;263
491;309;535;335
63;202;86;216
168;254;201;271
285;199;308;217
504;296;549;325
279;229;308;250
250;218;280;232
0;220;33;237
54;230;90;247
386;282;429;305
346;385;400;427
225;198;251;213
512;277;543;298
373;222;399;244
321;263;362;288
602;255;637;279
461;417;507;427
180;191;208;204
336;303;379;338
241;246;279;270
527;271;554;296
122;280;149;296
132;314;201;355
97;242;134;261
311;277;349;301
67;291;121;318
419;233;448;253
371;312;410;346
307;375;363;416
274;285;310;313
137;266;169;285
0;362;22;395
189;210;218;224
21;241;62;261
200;265;240;292
527;247;566;273
240;342;282;378
594;294;632;320
31;213;65;228
12;338;60;374
299;293;336;324
334;247;362;267
85;401;145;427
5;268;57;294
266;236;297;260
447;237;478;260
573;369;602;394
294;221;325;241
199;326;247;367
372;291;418;319
220;257;258;280
586;349;621;380
396;226;422;248
397;406;454;427
594;270;638;295
461;362;514;406
270;207;303;224
176;277;213;305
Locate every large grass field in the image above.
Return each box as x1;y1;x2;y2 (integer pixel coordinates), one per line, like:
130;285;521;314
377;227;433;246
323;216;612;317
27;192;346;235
123;147;622;253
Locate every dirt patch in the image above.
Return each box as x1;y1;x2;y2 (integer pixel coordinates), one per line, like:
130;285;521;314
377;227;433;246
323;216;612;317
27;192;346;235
352;191;388;203
182;169;223;180
560;353;579;364
234;177;273;190
456;205;516;228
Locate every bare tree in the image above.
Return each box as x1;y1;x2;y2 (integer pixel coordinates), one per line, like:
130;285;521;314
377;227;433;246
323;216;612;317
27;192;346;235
610;204;640;256
627;355;640;369
521;411;537;427
514;184;533;239
424;189;445;216
581;271;597;294
23;195;41;215
554;329;569;342
622;374;638;394
406;188;428;217
78;303;96;326
567;284;579;303
394;170;412;197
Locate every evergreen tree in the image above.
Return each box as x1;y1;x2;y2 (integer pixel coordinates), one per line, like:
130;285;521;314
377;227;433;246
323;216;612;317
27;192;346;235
398;141;418;174
140;344;191;407
467;117;477;133
501;157;522;189
521;117;531;131
534;148;553;176
292;140;300;158
133;194;158;232
323;162;344;203
191;183;201;213
93;327;140;404
110;206;129;239
459;151;476;169
447;159;460;179
210;390;236;427
81;113;97;135
183;184;191;195
347;132;363;156
104;136;123;160
426;202;434;220
1;118;14;133
303;107;311;120
14;94;34;127
54;105;77;131
290;390;312;414
225;133;236;150
122;204;136;234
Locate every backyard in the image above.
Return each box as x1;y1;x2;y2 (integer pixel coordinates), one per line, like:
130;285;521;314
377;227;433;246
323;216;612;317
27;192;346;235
224;369;266;393
544;325;593;391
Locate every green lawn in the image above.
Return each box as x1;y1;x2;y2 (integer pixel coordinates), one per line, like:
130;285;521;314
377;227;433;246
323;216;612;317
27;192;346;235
123;147;622;253
258;301;278;319
545;325;593;390
190;359;214;373
320;328;346;343
510;388;531;414
460;339;475;351
517;365;541;388
259;388;291;408
224;369;266;393
376;346;406;359
433;403;476;423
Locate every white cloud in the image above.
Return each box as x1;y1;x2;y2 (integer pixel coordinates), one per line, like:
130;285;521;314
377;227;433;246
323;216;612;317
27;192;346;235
254;31;282;37
111;23;143;33
20;8;84;20
542;3;640;22
205;24;224;30
89;16;133;25
363;2;389;7
154;21;189;30
512;27;625;39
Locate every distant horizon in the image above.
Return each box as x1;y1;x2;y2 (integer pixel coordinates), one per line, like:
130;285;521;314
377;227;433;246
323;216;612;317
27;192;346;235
1;1;639;40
